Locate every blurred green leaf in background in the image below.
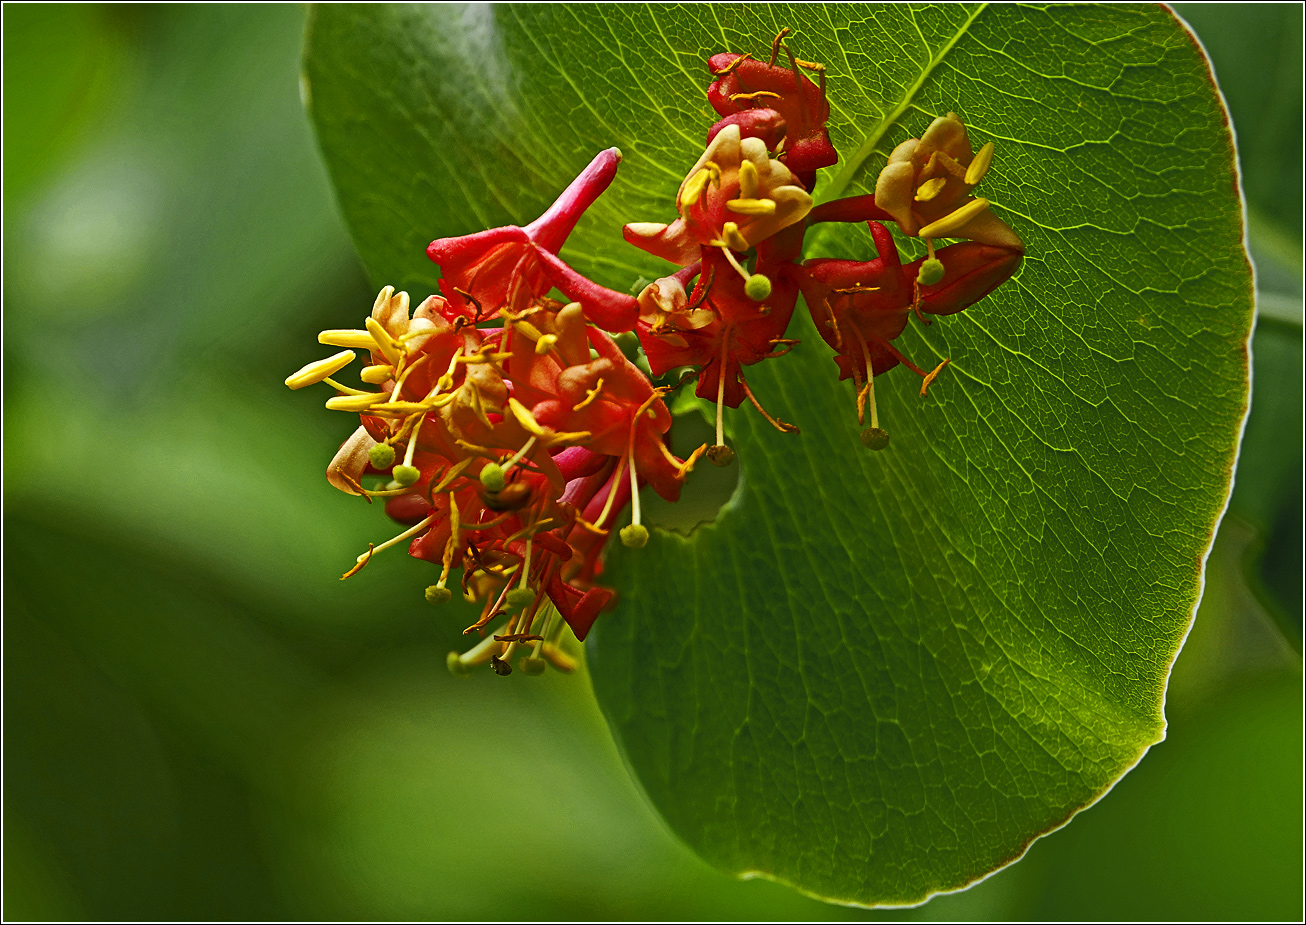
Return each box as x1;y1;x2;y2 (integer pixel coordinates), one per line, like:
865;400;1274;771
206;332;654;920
3;4;1300;921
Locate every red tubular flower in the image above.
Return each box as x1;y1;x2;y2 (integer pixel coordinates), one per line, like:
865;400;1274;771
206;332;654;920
426;147;623;321
706;28;836;186
636;246;802;454
792;221;1020;446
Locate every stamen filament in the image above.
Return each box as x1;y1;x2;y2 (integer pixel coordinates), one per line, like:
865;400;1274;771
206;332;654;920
716;335;728;447
321;377;370;396
719;245;752;283
503;436;538;474
358;512;437;563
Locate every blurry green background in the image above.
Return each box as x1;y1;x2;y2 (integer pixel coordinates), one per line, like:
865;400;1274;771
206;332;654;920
3;4;1300;920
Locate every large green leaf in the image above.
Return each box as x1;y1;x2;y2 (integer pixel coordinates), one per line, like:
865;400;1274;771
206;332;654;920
303;3;1252;906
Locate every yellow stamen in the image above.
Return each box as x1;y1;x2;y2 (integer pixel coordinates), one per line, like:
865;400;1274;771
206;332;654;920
738;159;759;199
367;395;455;416
326;392;388;412
356;512;437;563
318;329;377;350
914;177;947;202
360;364;395;385
285;350;357;390
729;90;782;103
535;333;558;355
715;336;728;448
320;377;370;396
710;52;752;77
965;142;994;186
721;221;749;252
508;397;547;437
726;198;777;216
719;245;753;284
508;397;589;446
572;378;605;411
365;317;403;366
769;27;792;67
341;543;374;580
917;198;991;239
919;358;952;397
680;165;714;210
503;436;538;474
388;352;430;402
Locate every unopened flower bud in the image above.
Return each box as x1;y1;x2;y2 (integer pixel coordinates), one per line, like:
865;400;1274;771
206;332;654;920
425;585;452;605
506;587;536;609
392;464;421;486
620;523;649;548
917;258;945;286
447;651;470;677
860;427;890;450
744;273;772;301
706;444;735;467
480;462;506;493
519;656;547;676
369;443;396;469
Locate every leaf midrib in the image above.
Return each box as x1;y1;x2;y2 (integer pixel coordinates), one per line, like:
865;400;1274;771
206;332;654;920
815;2;988;206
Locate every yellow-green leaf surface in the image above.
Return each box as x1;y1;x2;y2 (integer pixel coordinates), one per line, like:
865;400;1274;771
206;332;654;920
303;3;1253;906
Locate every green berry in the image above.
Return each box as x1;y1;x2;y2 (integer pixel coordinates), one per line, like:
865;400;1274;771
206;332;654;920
620;523;650;549
479;462;506;493
425;585;452;606
506;587;536;609
917;258;946;287
519;656;547;676
368;443;396;469
446;651;470;677
744;273;772;302
860;427;890;451
392;464;421;486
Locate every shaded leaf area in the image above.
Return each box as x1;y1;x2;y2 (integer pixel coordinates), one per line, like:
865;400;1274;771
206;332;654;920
304;3;1253;905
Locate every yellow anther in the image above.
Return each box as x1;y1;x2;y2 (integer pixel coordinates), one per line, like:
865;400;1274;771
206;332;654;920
508;397;548;437
680;167;713;210
285;350;356;390
572;378;604;411
325;392;387;412
917;198;991;239
535;333;558;355
513;319;546;342
738;159;759;199
965;142;994;186
360;364;395;384
792;57;825;72
721;221;749;252
318;329;376;350
729;90;782;103
726;198;777;216
914;177;947;202
364;316;403;366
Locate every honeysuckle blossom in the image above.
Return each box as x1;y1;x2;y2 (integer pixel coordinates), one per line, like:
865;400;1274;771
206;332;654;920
426;147;623;321
289;27;1027;677
874;112;1023;252
705;28;836;185
623;123;813;268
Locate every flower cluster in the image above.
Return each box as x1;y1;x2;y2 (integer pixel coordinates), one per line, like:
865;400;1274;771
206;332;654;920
288;29;1024;675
